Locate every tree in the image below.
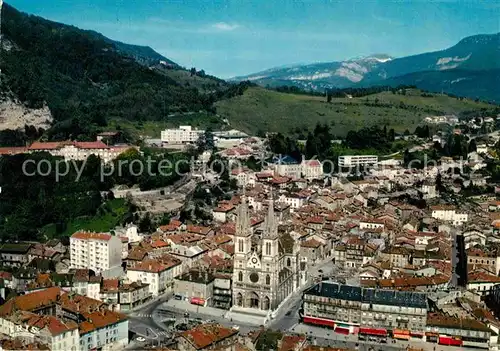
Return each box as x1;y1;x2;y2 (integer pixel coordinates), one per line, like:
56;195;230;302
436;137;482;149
468;139;477;153
138;213;154;233
388;128;395;142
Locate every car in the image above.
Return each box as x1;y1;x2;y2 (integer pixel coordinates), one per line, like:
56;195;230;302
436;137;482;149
285;311;292;316
232;325;240;330
136;337;146;342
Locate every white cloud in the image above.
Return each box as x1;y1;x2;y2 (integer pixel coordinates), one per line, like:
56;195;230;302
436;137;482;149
212;22;240;31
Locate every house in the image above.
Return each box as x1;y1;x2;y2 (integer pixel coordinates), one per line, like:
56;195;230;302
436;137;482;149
126;256;182;297
176;324;239;351
212;204;235;223
78;309;129;351
0;243;32;268
173;270;215;305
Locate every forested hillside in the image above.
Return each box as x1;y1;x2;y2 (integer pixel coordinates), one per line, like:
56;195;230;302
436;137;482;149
0;3;231;140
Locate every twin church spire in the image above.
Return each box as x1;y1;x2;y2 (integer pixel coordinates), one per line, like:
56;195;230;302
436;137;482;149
235;188;278;239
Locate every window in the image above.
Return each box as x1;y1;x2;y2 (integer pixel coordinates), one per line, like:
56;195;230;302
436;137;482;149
287;258;291;267
266;242;271;255
238;239;244;252
266;275;270;285
238;271;243;281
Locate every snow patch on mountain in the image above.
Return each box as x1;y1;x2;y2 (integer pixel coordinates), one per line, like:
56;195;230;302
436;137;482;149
289;72;333;80
436;53;471;66
333;61;374;82
246;75;269;81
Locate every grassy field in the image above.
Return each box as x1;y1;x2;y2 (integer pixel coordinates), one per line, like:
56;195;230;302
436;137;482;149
107;112;225;139
42;199;128;238
215;87;496;136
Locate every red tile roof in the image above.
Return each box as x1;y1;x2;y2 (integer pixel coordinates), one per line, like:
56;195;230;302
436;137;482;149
0;287;62;316
0;147;28;155
79;310;127;335
180;324;238;349
71;232;112;241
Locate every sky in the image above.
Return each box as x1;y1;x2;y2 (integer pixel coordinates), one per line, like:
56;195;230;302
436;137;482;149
7;0;500;78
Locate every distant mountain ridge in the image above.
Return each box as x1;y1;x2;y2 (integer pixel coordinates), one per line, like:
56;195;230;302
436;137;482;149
233;33;500;102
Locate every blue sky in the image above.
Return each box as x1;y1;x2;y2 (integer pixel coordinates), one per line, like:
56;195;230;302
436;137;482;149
7;0;500;78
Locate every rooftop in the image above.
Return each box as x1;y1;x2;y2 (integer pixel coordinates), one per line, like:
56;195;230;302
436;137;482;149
180;324;238;350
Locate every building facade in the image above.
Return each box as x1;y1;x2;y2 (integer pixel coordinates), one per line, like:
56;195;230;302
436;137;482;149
301;282;428;336
70;232;122;277
231;194;304;312
338;155;378;168
160;126;203;144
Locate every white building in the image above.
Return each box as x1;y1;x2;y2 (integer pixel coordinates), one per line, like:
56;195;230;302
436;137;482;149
430;205;468;226
338;155;378;168
272;159;323;180
160;125;203;144
126;258;182;297
117;224;142;244
70;232;123;278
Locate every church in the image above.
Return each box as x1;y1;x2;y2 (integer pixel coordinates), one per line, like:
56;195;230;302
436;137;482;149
231;193;306;313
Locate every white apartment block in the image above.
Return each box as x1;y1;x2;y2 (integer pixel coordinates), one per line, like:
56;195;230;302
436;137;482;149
160;125;203;144
338;155;378;168
70;232;122;277
430;206;468;226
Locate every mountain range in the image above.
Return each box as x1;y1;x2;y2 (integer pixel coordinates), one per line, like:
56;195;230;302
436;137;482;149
232;33;500;102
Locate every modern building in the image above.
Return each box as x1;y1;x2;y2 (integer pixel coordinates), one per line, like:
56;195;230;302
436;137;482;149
70;232;123;278
301;282;428;337
160;125;203;144
338;155;378;168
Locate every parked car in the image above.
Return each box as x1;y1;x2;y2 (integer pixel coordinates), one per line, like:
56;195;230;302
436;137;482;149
136;337;145;342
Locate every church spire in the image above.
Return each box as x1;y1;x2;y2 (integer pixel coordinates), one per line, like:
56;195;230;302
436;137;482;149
236;193;251;237
263;189;278;239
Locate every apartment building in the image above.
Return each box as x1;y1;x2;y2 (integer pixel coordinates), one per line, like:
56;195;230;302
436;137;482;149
338;155;378;168
126;257;182;296
160;125;203;144
302;282;428;336
70;232;122;278
78;310;128;350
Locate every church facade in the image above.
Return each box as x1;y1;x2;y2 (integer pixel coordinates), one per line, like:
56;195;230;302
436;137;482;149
231;194;305;312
